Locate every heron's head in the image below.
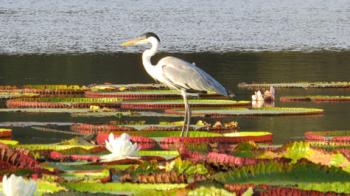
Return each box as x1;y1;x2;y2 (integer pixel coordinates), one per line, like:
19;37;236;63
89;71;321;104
121;32;160;47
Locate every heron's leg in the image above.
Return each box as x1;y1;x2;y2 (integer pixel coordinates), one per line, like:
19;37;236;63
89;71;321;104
185;102;191;137
180;90;188;137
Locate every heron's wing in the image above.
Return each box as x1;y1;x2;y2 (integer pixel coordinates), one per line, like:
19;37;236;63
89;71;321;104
157;56;228;96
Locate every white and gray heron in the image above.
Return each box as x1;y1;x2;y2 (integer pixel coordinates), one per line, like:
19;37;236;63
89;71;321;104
121;32;230;137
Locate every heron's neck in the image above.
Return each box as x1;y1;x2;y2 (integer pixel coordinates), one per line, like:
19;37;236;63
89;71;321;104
142;39;159;76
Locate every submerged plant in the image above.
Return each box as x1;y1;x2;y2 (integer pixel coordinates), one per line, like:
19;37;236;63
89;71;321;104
2;174;37;196
100;133;140;162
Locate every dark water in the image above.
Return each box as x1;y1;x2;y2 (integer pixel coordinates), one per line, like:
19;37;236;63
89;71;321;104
0;51;350;144
1;0;350;53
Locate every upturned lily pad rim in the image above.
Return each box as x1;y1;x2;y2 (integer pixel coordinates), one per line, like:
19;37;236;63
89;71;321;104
63;182;187;193
7;97;121;103
166;107;324;116
239;81;350;89
98;130;269;138
16;144;98;151
305;130;350;142
281;96;350;102
0;139;18;145
121;99;247;104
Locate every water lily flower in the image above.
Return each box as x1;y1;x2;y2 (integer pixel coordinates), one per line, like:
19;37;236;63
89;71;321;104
251;90;264;102
264;86;275;102
100;133;140;162
2;174;37;196
252;100;264;108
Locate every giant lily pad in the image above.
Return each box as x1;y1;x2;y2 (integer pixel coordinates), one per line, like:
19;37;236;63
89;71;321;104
305;130;350;143
71;122;238;135
0;92;38;100
0;128;12;138
6;97;121;108
166;107;324;117
281;96;350;102
63;182;187;194
120;99;250;110
85;89;226;100
214;161;350;184
239;81;350;89
90;83;167;91
0;84;89;96
96;131;272;144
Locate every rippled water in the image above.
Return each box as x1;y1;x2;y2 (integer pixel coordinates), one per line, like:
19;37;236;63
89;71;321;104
0;52;349;144
1;0;350;53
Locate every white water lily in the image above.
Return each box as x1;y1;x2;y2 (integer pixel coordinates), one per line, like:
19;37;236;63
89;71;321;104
263;86;275;101
2;174;37;196
251;90;264;102
100;133;140;162
252;100;264;108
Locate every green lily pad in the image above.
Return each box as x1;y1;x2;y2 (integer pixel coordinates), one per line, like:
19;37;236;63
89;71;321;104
166;107;324;117
214;161;350;185
239;81;350;89
120;99;250;110
63;182;187;194
0;139;18;145
281;96;350;102
0;92;38;99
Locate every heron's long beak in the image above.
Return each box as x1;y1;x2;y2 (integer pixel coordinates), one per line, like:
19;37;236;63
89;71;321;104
120;37;146;47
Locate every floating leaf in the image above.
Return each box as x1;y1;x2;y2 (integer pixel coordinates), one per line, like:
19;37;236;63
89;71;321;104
214;161;350;184
281;95;350;102
239;81;350;89
86;89;226;100
6;97;121;108
188;186;234;196
0;128;12;138
63;182;187;194
305;130;350;143
166;107;324;117
120;99;250;110
165;158;208;176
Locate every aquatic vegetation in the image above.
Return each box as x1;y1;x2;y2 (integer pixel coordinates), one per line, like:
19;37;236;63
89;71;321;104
100;133;140;162
165;157;208;176
251;90;264;101
71;120;239;135
63;182;187;194
0;146;42;172
0;85;88;96
225;184;347;195
214;160;350;184
90;83;167;91
0;83;348;194
188;186;233;196
95;130;272;144
120;99;250;110
0;92;38;100
305;130;350;143
239;81;350;89
6;97;121;108
166;107;324;117
161;131;272;143
0;129;12;138
85;89;226;100
2;174;37;196
281;95;350;102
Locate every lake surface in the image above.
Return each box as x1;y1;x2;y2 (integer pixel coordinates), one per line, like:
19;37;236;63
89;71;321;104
1;0;350;53
0;52;349;144
0;0;349;144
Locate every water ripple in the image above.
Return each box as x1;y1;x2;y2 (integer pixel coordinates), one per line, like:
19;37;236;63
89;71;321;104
0;0;349;54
